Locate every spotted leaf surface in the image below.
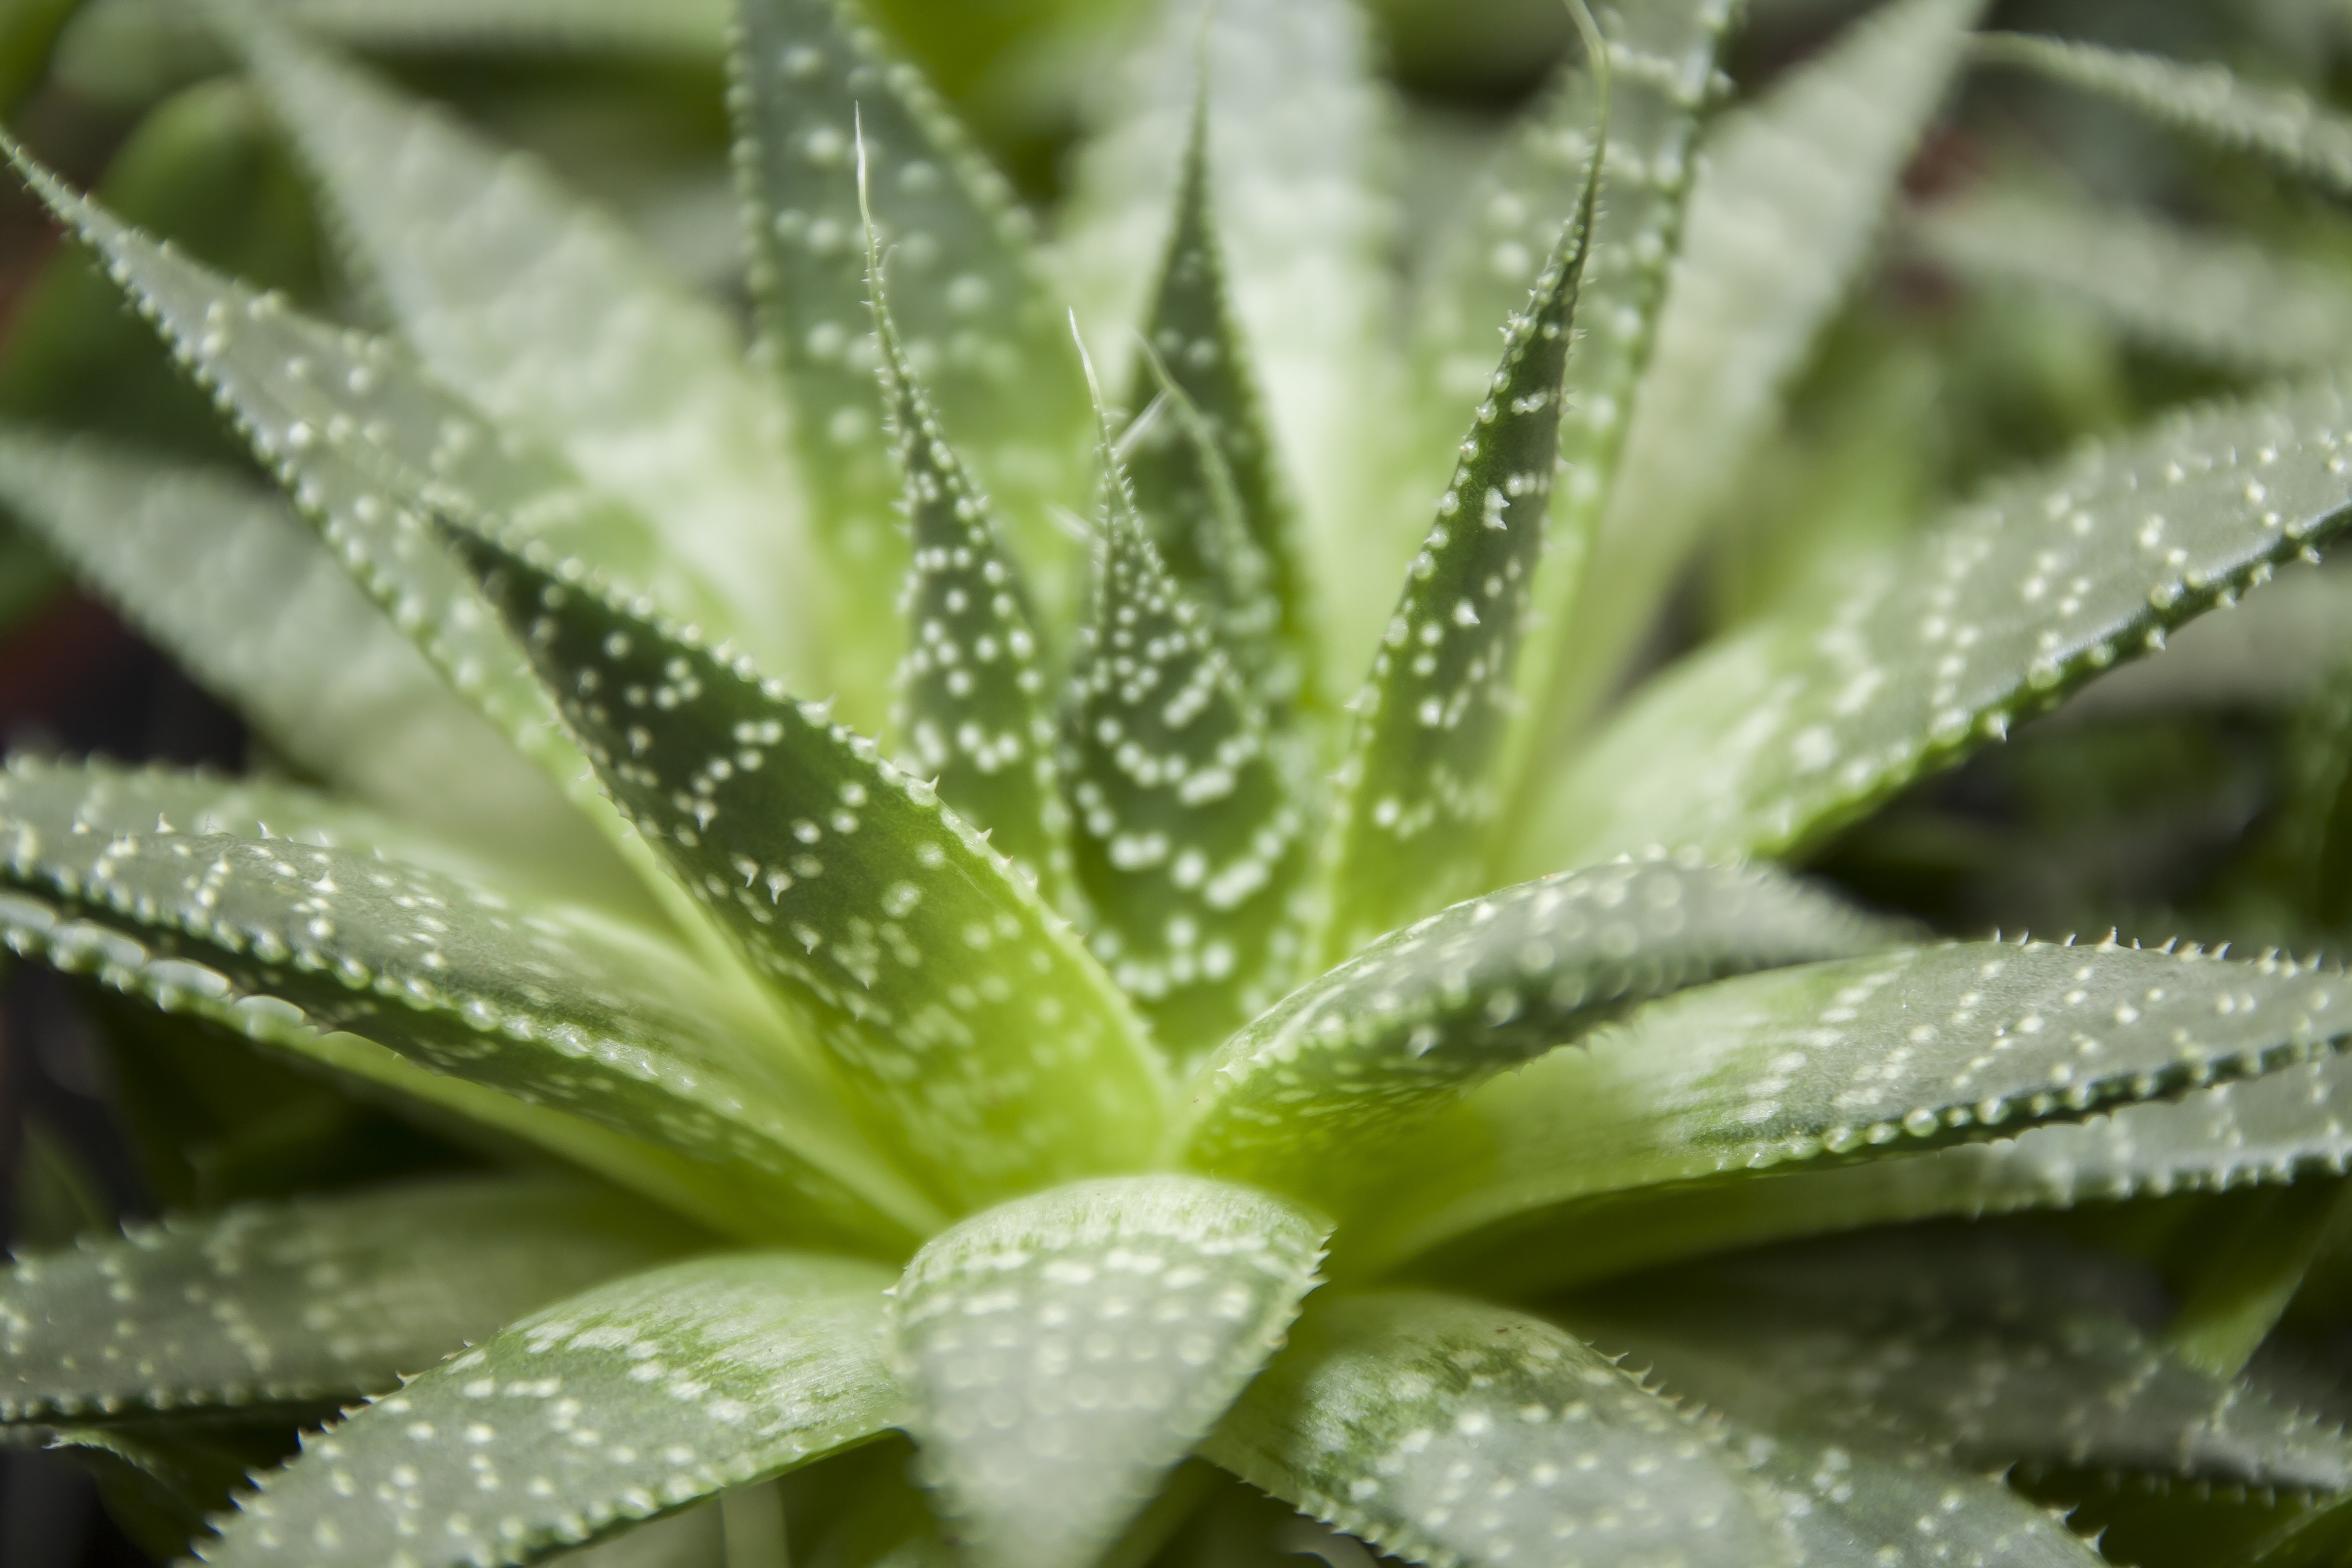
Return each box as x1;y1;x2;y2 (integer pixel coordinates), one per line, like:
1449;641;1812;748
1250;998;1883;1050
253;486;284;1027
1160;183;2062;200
1364;940;2352;1275
0;426;622;906
195;1253;899;1568
889;1176;1327;1568
1978;33;2352;198
451;527;1167;1208
1521;0;1985;789
1320;158;1597;962
0;1177;685;1425
1524;375;2352;871
1121;100;1310;725
872;269;1065;905
1204;1290;1787;1568
1182;858;1899;1203
733;0;1087;677
0;769;932;1249
228;18;816;688
1064;426;1312;1063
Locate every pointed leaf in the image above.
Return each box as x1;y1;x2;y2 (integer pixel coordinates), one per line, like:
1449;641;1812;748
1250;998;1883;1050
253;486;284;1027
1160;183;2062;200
1121;99;1311;723
0;1176;685;1425
226;17;818;690
1181;858;1900;1206
1318;155;1597;960
1524;0;1985;779
1363;940;2352;1276
2168;1182;2352;1379
889;1175;1326;1568
0;760;935;1249
1977;32;2352;198
1521;375;2352;872
733;0;1088;680
448;523;1168;1207
870;263;1066;905
194;1253;900;1568
0;425;627;908
1203;1289;1787;1568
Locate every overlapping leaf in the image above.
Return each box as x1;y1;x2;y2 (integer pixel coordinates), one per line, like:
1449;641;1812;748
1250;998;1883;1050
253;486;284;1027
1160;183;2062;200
0;1176;684;1424
889;1176;1326;1568
448;524;1167;1207
1519;375;2352;872
194;1254;900;1568
1204;1290;1786;1568
1182;858;1900;1202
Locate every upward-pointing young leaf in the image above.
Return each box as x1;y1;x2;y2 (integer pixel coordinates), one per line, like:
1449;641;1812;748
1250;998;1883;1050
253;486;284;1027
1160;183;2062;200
1317;148;1599;964
1977;32;2352;199
448;523;1168;1208
733;0;1089;663
1204;1290;1787;1568
224;16;819;691
1519;375;2352;873
1179;858;1900;1207
194;1253;900;1568
0;1176;686;1425
889;1176;1327;1568
1064;403;1314;1062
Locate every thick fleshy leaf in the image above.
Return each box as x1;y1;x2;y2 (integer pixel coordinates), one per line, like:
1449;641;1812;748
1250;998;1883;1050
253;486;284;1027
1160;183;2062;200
1911;184;2352;375
193;1253;900;1568
889;1176;1327;1568
0;426;627;908
1121;98;1310;724
733;0;1088;684
1318;145;1597;961
0;760;934;1249
1181;857;1900;1205
2169;1182;2352;1379
1520;375;2352;873
0;1176;684;1424
448;524;1168;1207
225;17;817;690
1361;940;2352;1276
869;253;1065;905
1522;0;1985;784
1976;32;2352;198
271;0;726;53
1204;1290;1787;1568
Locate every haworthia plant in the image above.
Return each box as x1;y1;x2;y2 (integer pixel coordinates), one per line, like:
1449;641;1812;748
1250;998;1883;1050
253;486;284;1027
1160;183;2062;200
5;0;2352;1563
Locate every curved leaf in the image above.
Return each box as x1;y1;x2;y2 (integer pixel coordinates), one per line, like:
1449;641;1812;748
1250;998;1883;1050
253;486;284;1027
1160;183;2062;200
889;1176;1326;1568
1181;858;1900;1205
0;1176;684;1424
194;1253;900;1568
1520;375;2352;872
1203;1289;1787;1568
447;522;1168;1208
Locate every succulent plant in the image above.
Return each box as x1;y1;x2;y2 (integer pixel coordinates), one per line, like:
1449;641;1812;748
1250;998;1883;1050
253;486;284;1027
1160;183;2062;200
13;0;2352;1565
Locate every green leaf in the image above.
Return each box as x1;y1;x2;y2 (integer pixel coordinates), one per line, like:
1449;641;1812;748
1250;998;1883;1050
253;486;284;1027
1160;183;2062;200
1520;375;2352;873
271;0;726;52
1317;143;1598;961
193;1253;900;1568
1064;399;1314;1061
0;425;629;909
223;16;819;694
1976;32;2352;198
889;1175;1327;1568
0;759;935;1249
732;0;1089;691
1911;182;2352;375
868;248;1067;907
1121;96;1311;726
2168;1182;2352;1379
1361;940;2352;1278
447;522;1168;1208
1181;857;1899;1207
0;1176;685;1425
547;1503;725;1568
37;1422;300;1562
1521;0;1985;790
1203;1289;1787;1568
